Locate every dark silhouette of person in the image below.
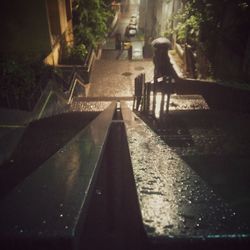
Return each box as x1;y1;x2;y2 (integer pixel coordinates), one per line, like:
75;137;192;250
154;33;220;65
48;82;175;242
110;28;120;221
153;47;175;79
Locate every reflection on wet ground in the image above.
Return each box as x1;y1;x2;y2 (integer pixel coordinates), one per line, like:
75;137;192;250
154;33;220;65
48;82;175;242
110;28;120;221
88;59;154;98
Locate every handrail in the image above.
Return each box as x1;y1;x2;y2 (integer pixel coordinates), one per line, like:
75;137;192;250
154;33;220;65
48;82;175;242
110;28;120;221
83;46;94;71
0;102;117;249
67;71;86;104
33;69;88;120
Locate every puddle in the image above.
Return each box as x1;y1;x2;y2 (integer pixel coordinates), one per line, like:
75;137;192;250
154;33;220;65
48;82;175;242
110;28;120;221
122;72;133;76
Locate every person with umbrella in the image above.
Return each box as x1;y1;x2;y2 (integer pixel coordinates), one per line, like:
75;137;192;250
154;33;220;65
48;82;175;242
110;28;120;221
151;37;176;115
151;37;175;80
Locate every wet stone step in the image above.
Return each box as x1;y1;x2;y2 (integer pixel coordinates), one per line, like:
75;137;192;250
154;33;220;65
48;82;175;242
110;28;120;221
121;103;250;249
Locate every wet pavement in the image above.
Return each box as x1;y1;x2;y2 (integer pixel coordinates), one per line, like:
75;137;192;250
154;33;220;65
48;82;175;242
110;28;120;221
86;0;147;99
87;59;153;98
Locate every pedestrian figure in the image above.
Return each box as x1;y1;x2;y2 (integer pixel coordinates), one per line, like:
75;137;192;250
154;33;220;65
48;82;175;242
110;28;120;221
153;48;173;79
151;37;175;116
151;37;174;79
115;33;122;50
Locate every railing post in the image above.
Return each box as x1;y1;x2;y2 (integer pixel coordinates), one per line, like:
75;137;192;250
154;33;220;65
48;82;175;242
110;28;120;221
165;76;171;115
133;76;137;110
139;74;143;111
146;81;151;113
141;73;146;112
134;74;143;111
152;76;157;116
160;92;165;119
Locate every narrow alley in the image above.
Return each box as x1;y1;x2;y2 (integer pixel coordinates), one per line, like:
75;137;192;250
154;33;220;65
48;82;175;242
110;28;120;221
0;1;250;250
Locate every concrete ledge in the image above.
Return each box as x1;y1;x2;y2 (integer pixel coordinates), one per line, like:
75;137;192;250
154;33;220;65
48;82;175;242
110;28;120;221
121;102;250;249
168;50;250;113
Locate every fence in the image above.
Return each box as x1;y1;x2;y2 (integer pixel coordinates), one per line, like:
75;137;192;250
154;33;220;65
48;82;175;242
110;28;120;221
133;74;175;117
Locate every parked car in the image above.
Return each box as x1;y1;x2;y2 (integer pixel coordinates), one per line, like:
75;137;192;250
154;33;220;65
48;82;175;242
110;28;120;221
125;24;137;37
129;15;137;26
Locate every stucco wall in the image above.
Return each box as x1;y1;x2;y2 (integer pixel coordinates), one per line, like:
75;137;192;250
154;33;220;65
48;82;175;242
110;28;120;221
44;42;61;65
58;0;68;35
44;22;74;66
45;0;73;65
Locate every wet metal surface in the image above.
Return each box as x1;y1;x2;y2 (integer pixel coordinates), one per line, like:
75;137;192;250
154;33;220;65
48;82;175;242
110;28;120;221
121;102;250;240
0;103;116;245
122;72;133;76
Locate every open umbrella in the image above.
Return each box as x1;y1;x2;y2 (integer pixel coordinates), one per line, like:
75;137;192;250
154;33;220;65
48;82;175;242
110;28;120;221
151;37;171;49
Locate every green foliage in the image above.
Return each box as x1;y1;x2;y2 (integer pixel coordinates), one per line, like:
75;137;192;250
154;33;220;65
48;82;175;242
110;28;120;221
179;0;250;51
73;0;114;48
0;56;51;99
167;0;250;80
70;44;87;61
62;44;87;64
173;2;202;45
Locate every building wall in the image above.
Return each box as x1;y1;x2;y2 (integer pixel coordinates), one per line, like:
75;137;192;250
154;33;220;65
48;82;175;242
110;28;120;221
141;0;157;43
0;0;51;57
155;0;163;36
138;0;146;31
0;0;73;65
45;0;73;65
139;0;182;42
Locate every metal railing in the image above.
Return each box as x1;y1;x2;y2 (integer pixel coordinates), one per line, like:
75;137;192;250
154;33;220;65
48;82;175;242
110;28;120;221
32;68;88;120
133;73;174;116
